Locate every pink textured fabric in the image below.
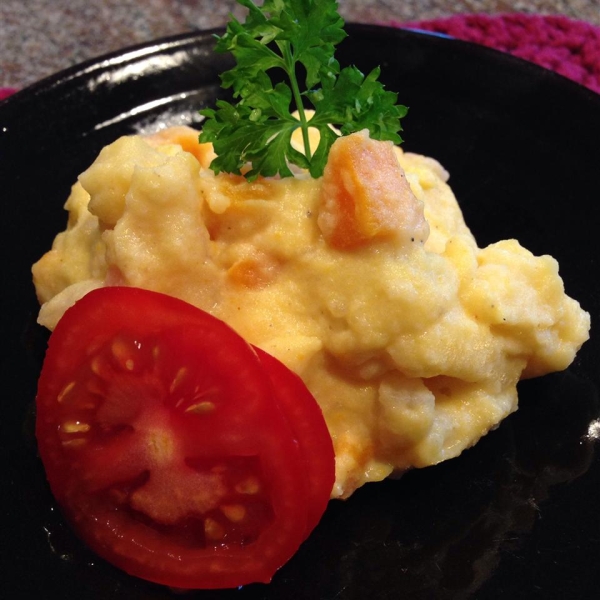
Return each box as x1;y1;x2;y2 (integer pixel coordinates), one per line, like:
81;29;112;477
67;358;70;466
397;13;600;94
0;87;17;100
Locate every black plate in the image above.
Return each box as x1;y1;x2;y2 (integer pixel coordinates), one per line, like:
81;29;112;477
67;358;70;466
1;24;599;600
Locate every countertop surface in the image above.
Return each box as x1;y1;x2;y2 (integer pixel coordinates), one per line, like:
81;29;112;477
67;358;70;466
2;0;600;89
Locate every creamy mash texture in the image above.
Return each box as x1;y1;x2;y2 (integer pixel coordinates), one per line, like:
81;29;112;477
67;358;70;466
32;126;590;499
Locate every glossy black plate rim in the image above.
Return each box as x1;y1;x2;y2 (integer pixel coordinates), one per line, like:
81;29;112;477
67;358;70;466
1;24;599;600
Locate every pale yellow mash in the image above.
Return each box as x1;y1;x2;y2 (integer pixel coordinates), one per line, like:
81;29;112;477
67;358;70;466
32;125;590;499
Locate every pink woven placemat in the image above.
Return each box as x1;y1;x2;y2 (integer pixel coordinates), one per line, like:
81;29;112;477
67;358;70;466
0;87;16;100
2;13;599;99
398;13;600;94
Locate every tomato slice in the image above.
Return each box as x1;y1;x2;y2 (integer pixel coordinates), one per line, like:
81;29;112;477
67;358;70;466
35;287;334;589
254;347;335;536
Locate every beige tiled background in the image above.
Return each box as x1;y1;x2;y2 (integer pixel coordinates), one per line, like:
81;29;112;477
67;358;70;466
1;0;599;88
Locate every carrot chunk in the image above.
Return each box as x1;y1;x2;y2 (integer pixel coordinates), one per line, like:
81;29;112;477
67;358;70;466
318;130;429;250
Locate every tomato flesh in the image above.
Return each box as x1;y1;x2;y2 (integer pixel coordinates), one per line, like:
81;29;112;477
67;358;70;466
35;287;335;589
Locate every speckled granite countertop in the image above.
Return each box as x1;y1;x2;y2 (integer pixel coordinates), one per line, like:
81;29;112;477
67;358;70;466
1;0;599;89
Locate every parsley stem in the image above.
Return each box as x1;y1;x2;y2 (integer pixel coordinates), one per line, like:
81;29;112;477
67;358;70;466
282;42;313;162
201;0;406;179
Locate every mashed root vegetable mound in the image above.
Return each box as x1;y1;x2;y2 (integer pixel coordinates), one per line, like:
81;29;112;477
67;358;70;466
32;125;590;499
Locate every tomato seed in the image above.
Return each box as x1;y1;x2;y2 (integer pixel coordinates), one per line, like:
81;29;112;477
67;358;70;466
61;438;87;448
111;337;138;371
57;381;76;403
235;477;261;495
204;518;226;541
221;504;246;522
185;401;216;415
90;355;111;378
170;367;188;394
61;420;91;433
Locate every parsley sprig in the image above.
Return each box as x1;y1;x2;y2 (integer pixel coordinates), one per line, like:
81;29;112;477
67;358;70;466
199;0;408;180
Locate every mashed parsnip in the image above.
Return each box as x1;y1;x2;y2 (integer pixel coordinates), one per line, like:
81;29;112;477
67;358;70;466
32;126;590;499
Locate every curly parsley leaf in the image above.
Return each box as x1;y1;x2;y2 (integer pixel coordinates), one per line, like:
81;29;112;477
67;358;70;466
199;0;408;180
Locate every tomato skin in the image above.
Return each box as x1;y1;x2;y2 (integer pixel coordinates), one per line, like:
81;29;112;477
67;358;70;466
254;347;335;536
35;287;334;589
